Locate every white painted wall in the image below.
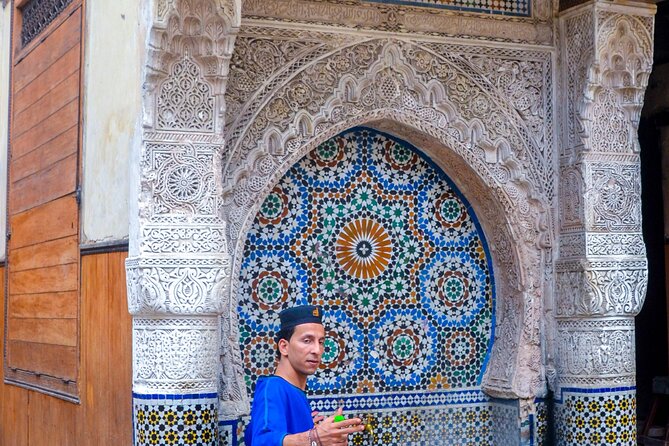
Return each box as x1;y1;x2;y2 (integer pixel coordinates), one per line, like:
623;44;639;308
81;0;143;246
0;4;11;262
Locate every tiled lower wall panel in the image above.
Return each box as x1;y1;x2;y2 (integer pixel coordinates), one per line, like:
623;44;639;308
218;390;543;446
133;393;219;446
554;387;636;446
216;393;567;445
230;405;496;446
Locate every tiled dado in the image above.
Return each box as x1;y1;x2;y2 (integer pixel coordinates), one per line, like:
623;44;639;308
219;391;549;446
554;387;636;446
133;393;219;446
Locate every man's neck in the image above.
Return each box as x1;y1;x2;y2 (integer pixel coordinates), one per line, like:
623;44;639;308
275;361;307;390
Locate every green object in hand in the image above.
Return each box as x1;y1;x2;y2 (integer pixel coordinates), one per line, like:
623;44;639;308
333;415;346;423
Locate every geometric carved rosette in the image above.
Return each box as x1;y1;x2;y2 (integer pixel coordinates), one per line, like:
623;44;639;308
142;142;219;220
586;163;641;233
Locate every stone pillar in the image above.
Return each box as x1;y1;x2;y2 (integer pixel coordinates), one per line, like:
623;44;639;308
556;2;654;445
126;1;239;445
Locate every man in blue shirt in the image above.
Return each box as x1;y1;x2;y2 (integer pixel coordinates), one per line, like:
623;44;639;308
245;305;364;446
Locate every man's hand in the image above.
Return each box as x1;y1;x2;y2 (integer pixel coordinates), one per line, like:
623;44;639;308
311;410;325;424
314;408;365;446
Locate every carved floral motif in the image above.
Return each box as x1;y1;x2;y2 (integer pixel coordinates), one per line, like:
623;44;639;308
555;260;648;318
142;142;219;217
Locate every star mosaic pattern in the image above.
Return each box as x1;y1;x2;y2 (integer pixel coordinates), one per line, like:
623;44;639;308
134;400;218;446
238;127;495;396
556;391;636;446
237;403;504;446
364;0;530;17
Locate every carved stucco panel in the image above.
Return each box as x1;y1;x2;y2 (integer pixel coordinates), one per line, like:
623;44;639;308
140;225;228;255
127;257;230;315
563;9;594;158
556;318;635;387
585;162;641;232
566;6;654;156
141;142;220;219
133;316;220;393
559;164;585;232
241;0;554;45
555;259;648;318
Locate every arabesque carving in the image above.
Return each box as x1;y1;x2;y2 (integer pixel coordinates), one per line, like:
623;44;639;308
127;0;240;407
556;0;653;404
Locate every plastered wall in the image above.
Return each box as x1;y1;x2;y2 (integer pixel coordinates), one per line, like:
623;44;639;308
0;3;11;262
81;0;142;245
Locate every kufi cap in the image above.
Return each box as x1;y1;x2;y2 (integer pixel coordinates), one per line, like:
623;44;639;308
279;305;323;330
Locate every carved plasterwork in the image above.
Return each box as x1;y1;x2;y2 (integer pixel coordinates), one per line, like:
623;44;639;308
133;316;220;393
586;162;641;232
555;259;647;318
241;0;554;46
127;0;240;400
562;3;654;157
142;142;219;218
556;318;635;387
127;258;229;315
220;27;556;403
553;2;653;407
560;232;646;259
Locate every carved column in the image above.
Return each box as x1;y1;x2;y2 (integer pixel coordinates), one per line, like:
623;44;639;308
126;1;239;445
556;2;654;445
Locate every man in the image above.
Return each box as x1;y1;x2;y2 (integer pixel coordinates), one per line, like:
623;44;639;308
245;305;364;446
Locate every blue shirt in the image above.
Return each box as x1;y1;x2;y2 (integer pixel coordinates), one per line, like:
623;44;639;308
245;376;314;446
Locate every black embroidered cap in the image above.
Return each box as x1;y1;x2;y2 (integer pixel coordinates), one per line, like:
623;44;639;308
279;305;323;330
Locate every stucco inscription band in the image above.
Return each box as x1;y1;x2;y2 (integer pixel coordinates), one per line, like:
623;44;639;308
125;0;654;444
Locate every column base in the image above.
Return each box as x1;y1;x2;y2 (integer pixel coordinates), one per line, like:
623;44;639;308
133;392;219;446
554;386;636;445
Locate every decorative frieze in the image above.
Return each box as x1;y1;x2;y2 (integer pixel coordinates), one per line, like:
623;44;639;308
242;0;553;45
560;232;646;259
126;257;230;315
140;225;228;255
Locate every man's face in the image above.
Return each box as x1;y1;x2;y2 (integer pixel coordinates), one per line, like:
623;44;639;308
278;323;325;377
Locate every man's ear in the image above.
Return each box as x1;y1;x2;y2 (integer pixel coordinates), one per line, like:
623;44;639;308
278;338;289;357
